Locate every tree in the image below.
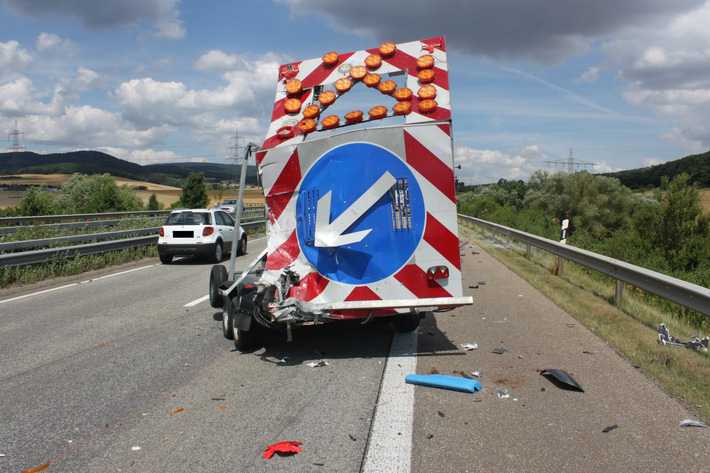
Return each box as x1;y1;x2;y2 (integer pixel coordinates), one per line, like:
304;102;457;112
147;193;160;210
19;186;57;216
179;173;208;208
58;174;143;213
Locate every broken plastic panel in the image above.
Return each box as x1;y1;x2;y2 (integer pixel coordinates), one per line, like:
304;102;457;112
405;373;482;393
540;369;584;392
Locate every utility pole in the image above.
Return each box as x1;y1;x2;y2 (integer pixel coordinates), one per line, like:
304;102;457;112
8;120;24;152
544;148;596;174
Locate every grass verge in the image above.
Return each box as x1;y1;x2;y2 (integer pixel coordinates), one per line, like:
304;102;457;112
460;221;710;421
0;244;157;288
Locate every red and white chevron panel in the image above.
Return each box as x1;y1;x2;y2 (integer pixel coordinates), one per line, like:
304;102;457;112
258;36;461;311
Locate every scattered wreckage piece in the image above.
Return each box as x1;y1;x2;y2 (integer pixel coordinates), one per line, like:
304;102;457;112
262;440;303;459
540;369;584;392
679;419;707;428
405;373;482;394
657;323;709;351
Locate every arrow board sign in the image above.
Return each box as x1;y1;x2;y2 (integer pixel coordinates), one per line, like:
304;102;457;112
296;142;425;285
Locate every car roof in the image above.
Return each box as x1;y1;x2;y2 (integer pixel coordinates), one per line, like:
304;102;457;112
170;208;212;213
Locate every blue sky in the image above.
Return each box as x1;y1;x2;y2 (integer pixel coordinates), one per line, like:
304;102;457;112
1;0;709;183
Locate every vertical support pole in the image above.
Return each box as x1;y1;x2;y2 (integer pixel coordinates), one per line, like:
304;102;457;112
614;280;625;307
228;143;253;279
526;244;532;258
556;256;564;276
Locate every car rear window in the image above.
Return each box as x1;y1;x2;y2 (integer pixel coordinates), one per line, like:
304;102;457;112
166;212;211;225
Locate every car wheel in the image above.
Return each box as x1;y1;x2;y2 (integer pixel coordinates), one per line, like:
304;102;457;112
233;311;261;352
393;313;422;333
209;264;227;309
222;296;236;340
212;240;224;263
159;253;172;264
237;235;247;256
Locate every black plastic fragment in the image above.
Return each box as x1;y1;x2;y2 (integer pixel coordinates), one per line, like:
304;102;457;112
602;424;618;433
540;369;584;392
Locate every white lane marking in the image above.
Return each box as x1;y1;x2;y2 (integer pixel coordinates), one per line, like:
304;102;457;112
0;264;157;305
362;331;417;473
0;283;79;305
184;294;209;308
79;264;155;284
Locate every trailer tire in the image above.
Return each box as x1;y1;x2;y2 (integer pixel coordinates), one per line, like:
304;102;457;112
233;312;261;352
222;296;236;340
237;235;247;256
394;313;421;333
159;253;172;264
209;264;228;309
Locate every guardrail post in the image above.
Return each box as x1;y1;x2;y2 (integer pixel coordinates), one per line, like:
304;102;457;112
526;244;532;259
555;256;564;276
614;280;625;306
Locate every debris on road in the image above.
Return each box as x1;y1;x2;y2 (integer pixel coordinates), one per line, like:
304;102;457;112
426;433;434;439
540;369;584;392
131;446;141;451
496;388;510;399
657;323;709;351
453;370;474;379
680;419;707;428
461;342;479;351
471;370;481;377
582;350;594;355
21;463;50;473
348;434;357;441
170;407;186;415
306;360;329;368
437;410;445;417
430;367;440;374
468;284;479;289
602;425;619;433
405;373;482;393
491;347;508;355
211;397;226;401
263;440;303;459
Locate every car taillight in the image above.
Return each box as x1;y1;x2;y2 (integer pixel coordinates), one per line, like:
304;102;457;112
159;227;164;237
202;226;215;236
427;265;449;282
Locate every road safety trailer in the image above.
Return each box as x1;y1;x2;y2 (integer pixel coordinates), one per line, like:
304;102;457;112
210;36;473;349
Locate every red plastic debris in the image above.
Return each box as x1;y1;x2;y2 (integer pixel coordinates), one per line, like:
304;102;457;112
262;440;303;459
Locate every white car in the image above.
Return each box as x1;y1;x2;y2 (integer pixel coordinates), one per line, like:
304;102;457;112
218;199;242;215
157;209;246;264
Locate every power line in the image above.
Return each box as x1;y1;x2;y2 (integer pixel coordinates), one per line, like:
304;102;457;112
7;120;24;152
544;148;596;174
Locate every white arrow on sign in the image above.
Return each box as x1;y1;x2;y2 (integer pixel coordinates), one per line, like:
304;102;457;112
314;171;396;248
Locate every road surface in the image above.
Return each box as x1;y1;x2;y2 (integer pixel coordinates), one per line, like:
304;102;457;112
1;237;708;472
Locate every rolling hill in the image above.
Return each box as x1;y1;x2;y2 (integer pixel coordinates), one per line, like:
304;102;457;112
604;150;710;189
0;150;258;186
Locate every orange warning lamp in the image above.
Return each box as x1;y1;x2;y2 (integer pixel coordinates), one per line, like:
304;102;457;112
318;90;337;107
283;98;301;114
418;99;438;113
363;73;381;88
322;51;339;67
416;54;435;69
350;65;367;81
303;104;320;119
297;118;316;134
378;80;397;95
368;105;388;120
285;79;302;95
321;114;340;129
417;84;437;100
365;53;382;70
393;101;412;115
393;87;413;101
417;68;435;84
345;110;363;124
378;42;397;57
335;77;353;93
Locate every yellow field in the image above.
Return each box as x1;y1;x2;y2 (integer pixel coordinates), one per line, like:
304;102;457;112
0;173;265;209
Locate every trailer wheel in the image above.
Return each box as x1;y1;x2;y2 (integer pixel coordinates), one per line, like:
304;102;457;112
209;264;228;309
237;235;247;256
159;253;172;264
233;312;261;352
222;296;236;340
394;313;421;333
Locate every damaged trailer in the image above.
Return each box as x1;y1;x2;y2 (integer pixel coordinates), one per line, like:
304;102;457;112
209;36;473;350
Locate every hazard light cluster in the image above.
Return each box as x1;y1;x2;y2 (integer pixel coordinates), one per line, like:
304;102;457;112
280;40;439;137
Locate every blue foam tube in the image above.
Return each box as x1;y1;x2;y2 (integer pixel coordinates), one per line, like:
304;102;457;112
405;374;482;393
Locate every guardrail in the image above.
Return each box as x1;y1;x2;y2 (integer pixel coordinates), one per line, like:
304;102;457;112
458;214;710;316
0;227;161;253
0;220;267;267
0;210;171;226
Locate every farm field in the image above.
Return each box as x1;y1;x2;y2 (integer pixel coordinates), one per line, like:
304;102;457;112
0;173;265;209
700;189;710;215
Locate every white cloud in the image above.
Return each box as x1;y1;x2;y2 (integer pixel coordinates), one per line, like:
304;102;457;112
35;32;73;51
454;144;544;184
0;40;32;76
74;67;100;90
0;76;63;116
578;66;600;83
194;50;241;71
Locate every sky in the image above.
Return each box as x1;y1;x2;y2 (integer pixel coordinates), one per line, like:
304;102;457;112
1;0;710;184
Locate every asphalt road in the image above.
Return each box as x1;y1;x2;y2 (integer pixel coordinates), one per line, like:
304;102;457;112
1;237;709;473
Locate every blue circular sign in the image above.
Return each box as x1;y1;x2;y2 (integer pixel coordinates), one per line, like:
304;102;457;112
296;142;425;284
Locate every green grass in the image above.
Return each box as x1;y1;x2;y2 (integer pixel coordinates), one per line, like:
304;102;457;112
0;245;158;288
0;217;164;244
460;221;710;421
